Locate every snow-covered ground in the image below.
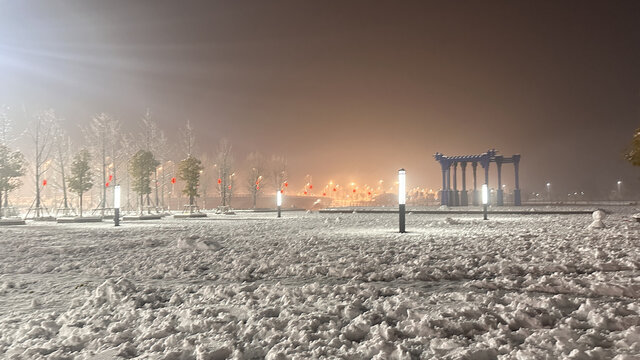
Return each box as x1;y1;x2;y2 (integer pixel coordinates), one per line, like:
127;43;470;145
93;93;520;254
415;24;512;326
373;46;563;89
0;207;639;359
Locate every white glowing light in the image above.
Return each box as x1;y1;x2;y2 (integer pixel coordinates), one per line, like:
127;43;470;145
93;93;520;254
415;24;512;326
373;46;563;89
482;184;489;205
276;191;282;206
398;169;406;205
114;185;121;209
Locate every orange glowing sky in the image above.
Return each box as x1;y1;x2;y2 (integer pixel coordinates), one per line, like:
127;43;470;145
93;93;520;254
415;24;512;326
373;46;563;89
1;0;639;197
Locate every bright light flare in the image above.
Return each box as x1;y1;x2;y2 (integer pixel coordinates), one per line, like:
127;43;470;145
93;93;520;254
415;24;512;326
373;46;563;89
398;169;406;205
276;190;282;206
482;184;489;205
114;185;121;209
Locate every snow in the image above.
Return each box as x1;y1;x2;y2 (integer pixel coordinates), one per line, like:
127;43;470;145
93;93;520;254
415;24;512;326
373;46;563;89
0;207;639;359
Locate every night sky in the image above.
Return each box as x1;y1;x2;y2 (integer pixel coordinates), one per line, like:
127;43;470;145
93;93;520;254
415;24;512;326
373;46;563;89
1;0;639;197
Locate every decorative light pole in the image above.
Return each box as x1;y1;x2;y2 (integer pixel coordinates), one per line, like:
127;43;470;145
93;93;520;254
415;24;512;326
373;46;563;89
114;185;121;226
546;182;551;203
482;184;489;220
276;190;282;218
398;169;406;233
617;180;622;199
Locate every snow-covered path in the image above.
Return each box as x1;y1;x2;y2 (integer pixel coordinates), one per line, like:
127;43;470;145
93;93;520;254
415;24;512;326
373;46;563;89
1;208;639;359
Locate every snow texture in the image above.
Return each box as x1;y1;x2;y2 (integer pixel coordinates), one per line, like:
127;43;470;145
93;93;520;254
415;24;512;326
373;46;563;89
0;207;639;359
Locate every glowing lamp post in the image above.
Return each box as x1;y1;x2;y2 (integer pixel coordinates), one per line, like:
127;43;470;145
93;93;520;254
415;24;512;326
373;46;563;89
114;185;121;226
398;169;406;233
276;190;282;218
482;184;489;220
617;180;622;198
546;182;551;203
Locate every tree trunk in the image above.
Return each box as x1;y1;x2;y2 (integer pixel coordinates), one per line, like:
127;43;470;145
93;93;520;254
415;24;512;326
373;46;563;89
79;192;83;217
0;190;3;219
252;190;257;209
101;144;106;216
154;169;159;211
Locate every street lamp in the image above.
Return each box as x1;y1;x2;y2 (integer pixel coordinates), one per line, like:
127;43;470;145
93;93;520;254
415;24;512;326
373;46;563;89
546;182;551;203
617;180;622;198
398;169;406;233
482;184;489;220
114;185;121;227
276;190;282;218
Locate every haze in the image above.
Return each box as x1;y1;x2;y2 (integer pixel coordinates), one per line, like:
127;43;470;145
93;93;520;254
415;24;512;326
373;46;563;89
1;0;638;196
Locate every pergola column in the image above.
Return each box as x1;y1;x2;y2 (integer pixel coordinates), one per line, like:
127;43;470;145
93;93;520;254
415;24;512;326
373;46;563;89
440;162;448;206
513;155;521;206
452;162;459;206
472;162;478;206
460;162;468;206
496;157;504;206
446;164;451;206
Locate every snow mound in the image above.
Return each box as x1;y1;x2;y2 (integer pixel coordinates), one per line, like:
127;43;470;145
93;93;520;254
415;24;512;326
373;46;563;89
440;217;460;225
177;235;222;250
589;210;607;229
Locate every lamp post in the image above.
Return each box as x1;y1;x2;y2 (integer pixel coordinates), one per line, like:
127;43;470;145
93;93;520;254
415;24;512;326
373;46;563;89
114;185;121;227
617;180;622;199
546;182;551;203
398;169;406;233
482;184;488;220
276;190;282;218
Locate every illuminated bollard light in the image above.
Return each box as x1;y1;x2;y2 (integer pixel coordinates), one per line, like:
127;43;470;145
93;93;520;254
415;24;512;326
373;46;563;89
398;168;406;233
482;183;489;220
114;185;121;227
276;190;282;218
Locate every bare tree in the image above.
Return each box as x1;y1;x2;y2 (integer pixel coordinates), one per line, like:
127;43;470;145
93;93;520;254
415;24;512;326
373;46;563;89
181;120;196;157
53;122;74;216
85;113;121;217
246;152;266;208
270;155;288;192
120;133;139;213
25;108;57;219
215;139;234;207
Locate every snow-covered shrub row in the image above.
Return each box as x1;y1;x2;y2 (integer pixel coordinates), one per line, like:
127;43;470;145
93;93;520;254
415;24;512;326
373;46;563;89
0;208;638;359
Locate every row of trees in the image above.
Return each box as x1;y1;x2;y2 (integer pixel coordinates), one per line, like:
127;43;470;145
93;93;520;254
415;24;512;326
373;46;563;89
0;107;289;218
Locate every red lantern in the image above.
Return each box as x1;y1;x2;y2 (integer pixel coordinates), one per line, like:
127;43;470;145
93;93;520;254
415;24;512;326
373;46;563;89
322;192;326;196
228;185;232;190
284;182;288;187
353;189;356;193
368;191;372;196
108;175;113;181
256;186;260;190
333;188;337;192
42;179;47;186
303;191;307;195
105;182;110;187
309;184;313;189
171;177;176;184
217;178;222;184
280;189;284;194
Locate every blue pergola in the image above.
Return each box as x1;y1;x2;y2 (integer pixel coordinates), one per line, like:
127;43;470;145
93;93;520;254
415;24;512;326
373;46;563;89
434;149;521;206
